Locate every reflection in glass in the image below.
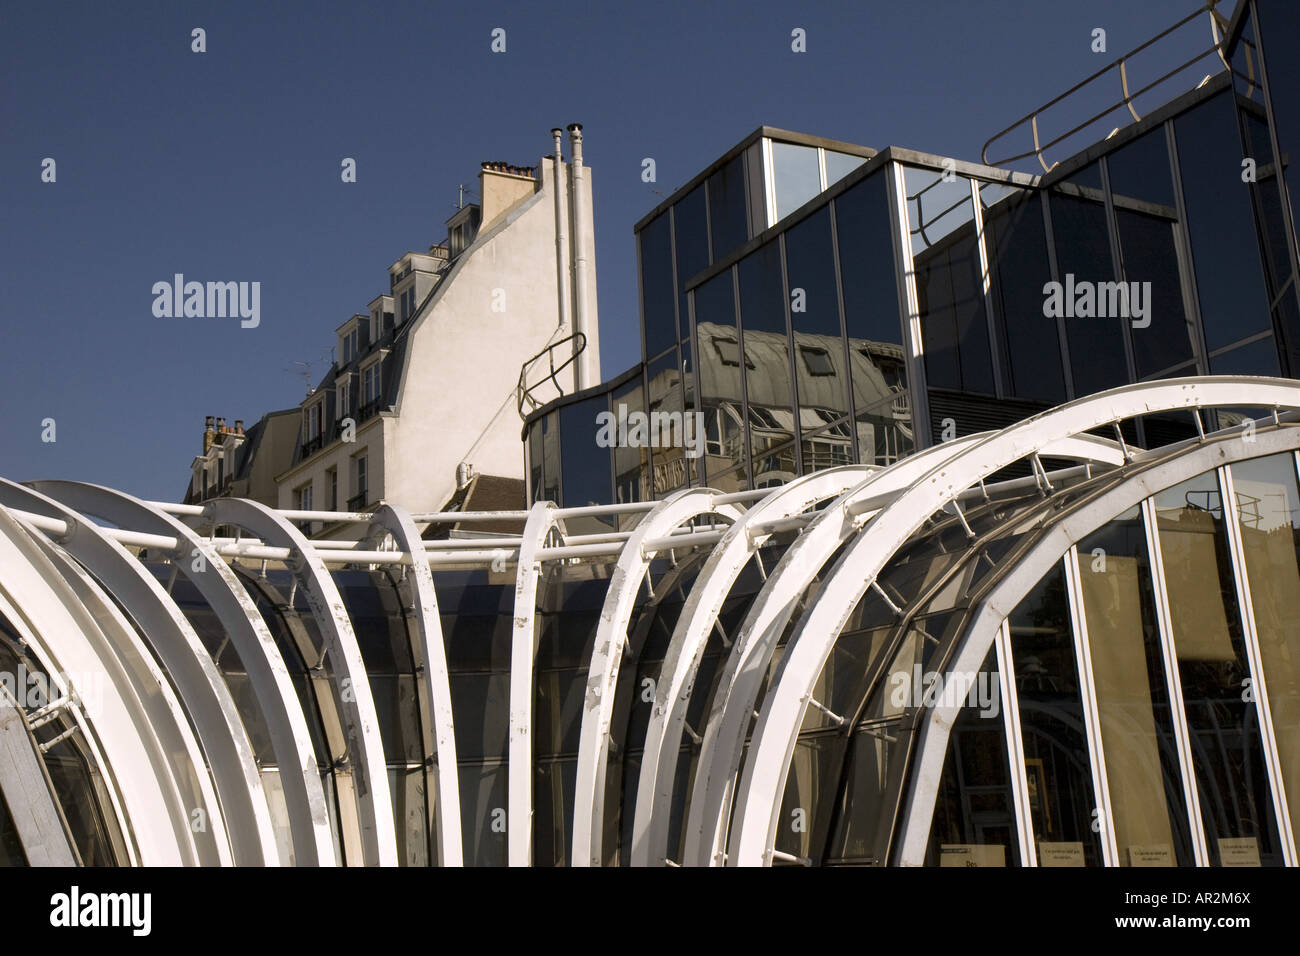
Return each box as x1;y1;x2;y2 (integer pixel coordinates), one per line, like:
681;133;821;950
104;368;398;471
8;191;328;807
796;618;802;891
1048;166;1127;396
1174;91;1273;352
737;241;795;458
771;141;822;222
905;166;994;395
646;349;688;497
825;149;866;188
1010;563;1104;866
924;649;1020;867
674;184;710;343
785;207;850;431
639;210;677;360
612;377;648;508
708;154;749;262
693;271;746;484
1229;453;1300;842
835;172;913;465
981;182;1065;403
1154;471;1282;865
558;395;613;512
1076;510;1195;865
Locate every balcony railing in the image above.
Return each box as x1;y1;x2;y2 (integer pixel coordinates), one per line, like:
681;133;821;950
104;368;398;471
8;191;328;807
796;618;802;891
347;491;369;511
300;436;323;459
358;398;382;422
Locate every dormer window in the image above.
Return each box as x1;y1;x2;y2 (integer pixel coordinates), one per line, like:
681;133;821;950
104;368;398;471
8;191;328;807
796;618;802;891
399;286;416;323
341;326;360;364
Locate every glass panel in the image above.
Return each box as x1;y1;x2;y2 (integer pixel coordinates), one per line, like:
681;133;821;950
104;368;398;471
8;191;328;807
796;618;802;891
786;207;850;428
1210;335;1281;376
1077;510;1195;866
835;172;912;464
639;211;678;360
905;166;994;395
981;182;1065;403
612;378;648;506
737;240;795;458
1048;165;1128;395
771;141;822;221
674;184;710;340
646;349;688;497
800;424;854;473
558;395;613;511
694;271;745;481
528;419;542;502
1154;471;1284;865
541;411;559;503
708;154;749;262
1229;453;1300;841
752;440;797;489
1106;128;1196;378
1010;562;1105;866
825;149;866;187
1174;90;1273;351
923;648;1020;867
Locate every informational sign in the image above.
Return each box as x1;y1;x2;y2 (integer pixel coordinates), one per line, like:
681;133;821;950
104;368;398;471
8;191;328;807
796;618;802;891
1128;844;1174;867
939;844;1006;867
1038;841;1086;866
1218;837;1262;867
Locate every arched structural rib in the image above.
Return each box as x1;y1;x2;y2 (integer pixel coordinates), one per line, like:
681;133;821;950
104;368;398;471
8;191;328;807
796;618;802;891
726;377;1300;866
203;497;398;866
363;504;463;866
629;466;876;867
39;480;337;866
2;478;271;864
572;488;744;866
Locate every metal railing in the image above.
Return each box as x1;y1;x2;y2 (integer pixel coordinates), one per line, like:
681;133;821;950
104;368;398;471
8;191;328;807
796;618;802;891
981;1;1253;173
517;331;587;419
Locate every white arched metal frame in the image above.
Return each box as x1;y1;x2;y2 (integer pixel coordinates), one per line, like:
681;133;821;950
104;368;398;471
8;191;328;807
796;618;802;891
727;378;1300;866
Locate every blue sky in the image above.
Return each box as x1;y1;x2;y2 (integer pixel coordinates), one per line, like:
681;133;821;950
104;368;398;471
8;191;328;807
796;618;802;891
0;0;1204;499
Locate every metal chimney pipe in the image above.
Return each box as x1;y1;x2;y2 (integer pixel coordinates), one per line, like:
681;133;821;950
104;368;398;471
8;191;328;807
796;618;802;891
551;128;573;336
567;123;590;390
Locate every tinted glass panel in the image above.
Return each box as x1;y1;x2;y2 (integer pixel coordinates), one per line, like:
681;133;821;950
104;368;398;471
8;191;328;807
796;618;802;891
693;271;746;480
1210;335;1281;375
738;241;795;455
558;396;613;510
639;211;678;359
1048;167;1127;395
981;183;1065;403
1175;91;1273;351
906;166;994;395
674;184;710;340
786;207;849;428
708;154;749;262
825;149;866;187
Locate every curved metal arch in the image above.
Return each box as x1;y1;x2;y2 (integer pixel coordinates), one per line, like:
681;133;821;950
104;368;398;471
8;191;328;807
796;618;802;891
689;431;1130;865
361;504;463;866
727;377;1300;866
36;480;337;866
897;421;1300;865
682;434;995;866
2;479;274;864
203;497;398;866
572;488;745;866
628;466;877;867
0;506;189;864
508;501;563;866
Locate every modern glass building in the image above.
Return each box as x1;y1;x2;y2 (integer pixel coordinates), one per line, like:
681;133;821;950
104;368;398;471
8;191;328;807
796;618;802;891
1;1;1298;869
524;0;1300;510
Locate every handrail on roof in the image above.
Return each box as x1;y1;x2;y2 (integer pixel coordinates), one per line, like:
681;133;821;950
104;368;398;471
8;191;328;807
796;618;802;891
981;1;1255;173
516;331;587;420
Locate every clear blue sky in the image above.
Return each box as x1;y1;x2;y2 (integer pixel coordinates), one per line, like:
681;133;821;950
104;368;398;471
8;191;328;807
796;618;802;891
0;0;1203;499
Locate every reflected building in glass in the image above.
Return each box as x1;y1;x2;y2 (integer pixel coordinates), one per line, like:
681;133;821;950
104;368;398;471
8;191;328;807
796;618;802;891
525;0;1300;508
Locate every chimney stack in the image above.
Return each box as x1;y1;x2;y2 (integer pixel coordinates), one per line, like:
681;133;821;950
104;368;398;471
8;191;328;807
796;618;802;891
552;128;572;336
203;415;216;454
567;124;590;390
234;419;244;435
